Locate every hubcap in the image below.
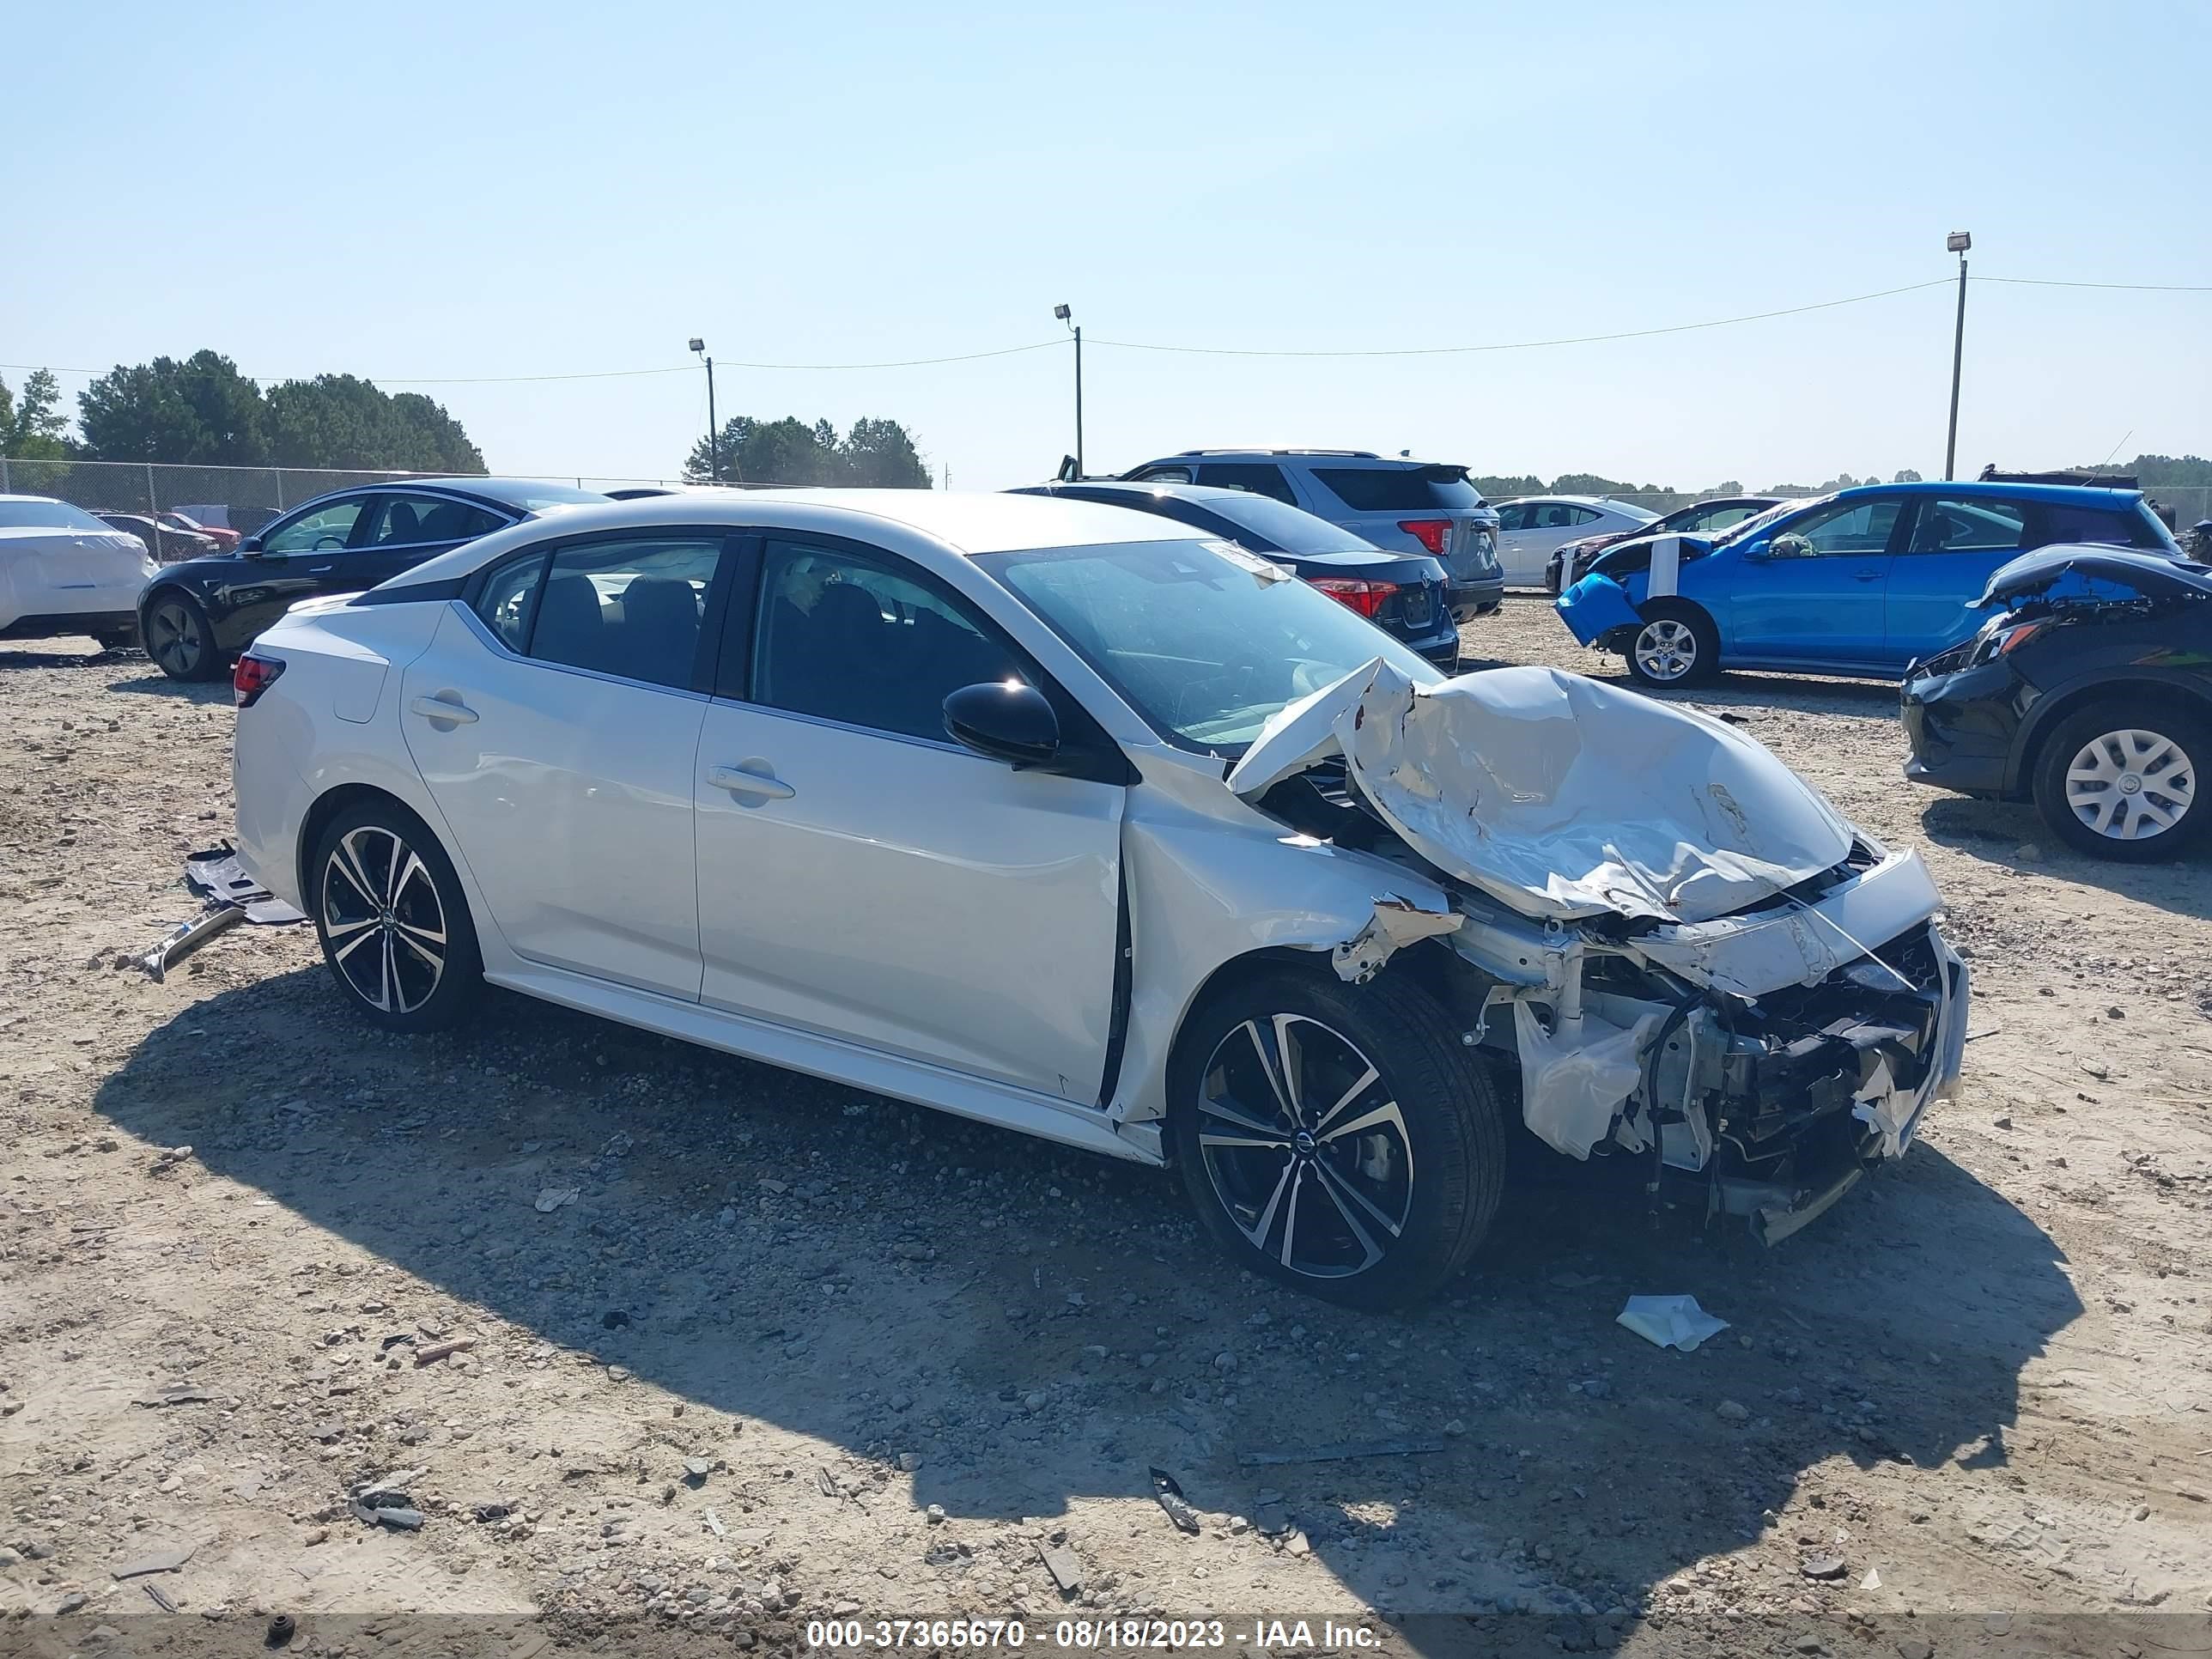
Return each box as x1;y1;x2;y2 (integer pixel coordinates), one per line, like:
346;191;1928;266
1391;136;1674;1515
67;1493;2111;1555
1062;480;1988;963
149;601;200;675
1197;1014;1413;1280
322;827;447;1014
2065;728;2195;841
1633;618;1697;683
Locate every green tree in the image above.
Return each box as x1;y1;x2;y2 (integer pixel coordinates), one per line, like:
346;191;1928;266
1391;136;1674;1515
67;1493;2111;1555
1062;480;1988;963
685;415;930;487
76;349;269;464
841;416;931;487
0;369;71;459
264;374;483;471
1892;468;1923;483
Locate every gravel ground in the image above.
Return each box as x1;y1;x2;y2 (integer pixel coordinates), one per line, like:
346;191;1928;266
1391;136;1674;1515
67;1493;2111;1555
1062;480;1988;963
1;599;2208;1658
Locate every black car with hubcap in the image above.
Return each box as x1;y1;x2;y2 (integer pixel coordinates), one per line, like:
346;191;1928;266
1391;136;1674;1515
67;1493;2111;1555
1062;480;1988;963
137;477;606;680
1902;544;2211;860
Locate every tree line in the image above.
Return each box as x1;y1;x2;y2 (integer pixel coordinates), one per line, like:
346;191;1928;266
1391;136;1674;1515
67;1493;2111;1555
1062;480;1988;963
0;351;483;472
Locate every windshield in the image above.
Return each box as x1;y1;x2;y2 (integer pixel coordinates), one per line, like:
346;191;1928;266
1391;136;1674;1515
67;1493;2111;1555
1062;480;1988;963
0;500;109;532
1711;496;1816;546
978;538;1443;753
501;483;607;510
1203;492;1376;554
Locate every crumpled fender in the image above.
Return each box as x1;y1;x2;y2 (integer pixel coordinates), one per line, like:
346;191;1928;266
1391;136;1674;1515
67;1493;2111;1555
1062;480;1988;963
1555;571;1643;644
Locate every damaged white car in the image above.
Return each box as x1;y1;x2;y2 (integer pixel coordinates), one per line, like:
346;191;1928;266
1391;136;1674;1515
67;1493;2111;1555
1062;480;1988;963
230;492;1968;1307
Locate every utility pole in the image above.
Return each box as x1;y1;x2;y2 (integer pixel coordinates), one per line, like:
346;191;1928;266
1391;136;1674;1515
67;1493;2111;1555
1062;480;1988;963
1943;232;1971;481
1054;304;1083;476
690;337;718;481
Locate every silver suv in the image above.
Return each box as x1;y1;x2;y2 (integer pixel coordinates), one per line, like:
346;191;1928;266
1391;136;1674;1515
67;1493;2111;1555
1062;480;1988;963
1121;449;1504;621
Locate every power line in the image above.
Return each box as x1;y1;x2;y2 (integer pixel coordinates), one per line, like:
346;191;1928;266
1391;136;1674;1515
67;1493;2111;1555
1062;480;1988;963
1091;278;1957;358
4;269;2203;387
1975;275;2212;293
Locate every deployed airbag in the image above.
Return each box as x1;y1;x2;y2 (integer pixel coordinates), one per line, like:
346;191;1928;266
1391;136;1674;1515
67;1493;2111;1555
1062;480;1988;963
1230;660;1854;924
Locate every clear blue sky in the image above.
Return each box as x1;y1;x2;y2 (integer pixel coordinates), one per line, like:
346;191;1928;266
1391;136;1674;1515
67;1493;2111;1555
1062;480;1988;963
7;0;2206;489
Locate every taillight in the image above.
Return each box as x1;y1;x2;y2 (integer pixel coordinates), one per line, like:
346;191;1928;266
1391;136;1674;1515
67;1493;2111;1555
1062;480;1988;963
1398;519;1450;557
1308;577;1399;618
234;653;285;708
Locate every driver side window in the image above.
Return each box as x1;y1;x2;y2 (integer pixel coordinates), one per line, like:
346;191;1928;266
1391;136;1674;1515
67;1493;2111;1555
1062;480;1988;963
263;498;365;554
1771;498;1901;556
750;540;1026;744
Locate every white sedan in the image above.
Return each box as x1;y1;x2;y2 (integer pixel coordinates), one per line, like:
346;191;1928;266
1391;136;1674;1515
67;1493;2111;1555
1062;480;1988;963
231;492;1967;1305
0;495;158;649
1492;495;1659;586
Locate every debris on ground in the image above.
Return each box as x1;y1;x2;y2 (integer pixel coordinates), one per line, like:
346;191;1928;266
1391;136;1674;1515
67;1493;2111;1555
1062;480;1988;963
111;1541;197;1578
1036;1540;1083;1595
1237;1437;1447;1468
1147;1467;1201;1534
1617;1293;1731;1351
533;1188;579;1213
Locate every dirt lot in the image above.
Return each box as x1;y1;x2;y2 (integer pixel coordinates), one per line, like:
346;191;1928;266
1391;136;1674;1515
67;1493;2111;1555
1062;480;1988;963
2;599;2209;1659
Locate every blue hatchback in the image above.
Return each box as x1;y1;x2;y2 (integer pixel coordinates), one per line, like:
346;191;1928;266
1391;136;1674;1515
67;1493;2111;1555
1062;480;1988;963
1555;480;2179;688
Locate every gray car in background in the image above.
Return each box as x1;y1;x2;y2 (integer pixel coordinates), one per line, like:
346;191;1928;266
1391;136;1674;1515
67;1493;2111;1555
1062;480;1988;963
1121;449;1504;620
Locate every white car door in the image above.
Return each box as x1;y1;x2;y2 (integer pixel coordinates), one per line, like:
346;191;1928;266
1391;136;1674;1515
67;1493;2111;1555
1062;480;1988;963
1493;502;1543;583
692;533;1125;1103
399;532;732;1001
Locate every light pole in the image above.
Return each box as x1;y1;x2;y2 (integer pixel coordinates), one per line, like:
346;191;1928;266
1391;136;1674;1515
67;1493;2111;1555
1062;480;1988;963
690;337;718;482
1943;232;1971;481
1054;303;1082;477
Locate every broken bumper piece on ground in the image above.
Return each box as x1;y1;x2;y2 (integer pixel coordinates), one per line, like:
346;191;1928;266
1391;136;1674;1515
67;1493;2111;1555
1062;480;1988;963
1232;659;1970;1241
138;844;307;981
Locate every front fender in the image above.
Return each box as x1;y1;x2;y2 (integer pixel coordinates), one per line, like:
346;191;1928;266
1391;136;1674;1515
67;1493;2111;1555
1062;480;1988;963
1556;572;1643;645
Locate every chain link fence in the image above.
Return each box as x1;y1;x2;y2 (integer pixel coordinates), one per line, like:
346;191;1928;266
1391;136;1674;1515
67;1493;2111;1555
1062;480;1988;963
5;458;2205;544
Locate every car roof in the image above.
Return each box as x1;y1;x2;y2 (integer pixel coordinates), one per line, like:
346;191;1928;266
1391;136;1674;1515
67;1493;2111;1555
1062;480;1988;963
287;476;608;513
376;489;1200;593
0;493;69;505
1145;450;1461;469
1834;478;2142;507
1501;494;1638;509
1024;481;1257;506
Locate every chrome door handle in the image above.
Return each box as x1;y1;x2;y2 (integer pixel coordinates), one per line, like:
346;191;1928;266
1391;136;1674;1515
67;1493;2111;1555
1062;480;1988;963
410;695;478;726
707;763;795;800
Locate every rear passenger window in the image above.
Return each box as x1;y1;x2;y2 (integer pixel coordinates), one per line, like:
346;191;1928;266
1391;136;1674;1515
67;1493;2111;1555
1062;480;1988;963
1193;463;1298;505
1906;497;2027;554
509;538;722;690
476;553;548;652
2032;502;2171;551
750;540;1026;743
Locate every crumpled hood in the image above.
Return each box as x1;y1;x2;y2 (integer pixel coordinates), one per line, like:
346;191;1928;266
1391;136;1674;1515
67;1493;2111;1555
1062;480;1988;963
1228;660;1856;925
1975;544;2212;609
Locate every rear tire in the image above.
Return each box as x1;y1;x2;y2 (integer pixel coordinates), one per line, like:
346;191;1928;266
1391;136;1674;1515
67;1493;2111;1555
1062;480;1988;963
144;591;224;681
1169;966;1506;1309
1622;599;1720;690
2033;703;2205;861
311;800;483;1031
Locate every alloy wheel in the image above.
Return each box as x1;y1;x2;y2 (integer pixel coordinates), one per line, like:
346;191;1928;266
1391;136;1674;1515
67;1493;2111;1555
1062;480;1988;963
321;826;448;1015
147;599;203;677
2064;727;2196;842
1633;617;1698;683
1196;1013;1413;1280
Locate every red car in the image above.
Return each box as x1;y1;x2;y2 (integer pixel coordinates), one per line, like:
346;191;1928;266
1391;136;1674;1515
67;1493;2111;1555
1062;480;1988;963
159;510;240;552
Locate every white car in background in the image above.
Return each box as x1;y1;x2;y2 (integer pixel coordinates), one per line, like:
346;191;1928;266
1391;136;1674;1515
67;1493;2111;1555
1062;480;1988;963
0;495;157;650
1493;495;1659;586
229;491;1966;1306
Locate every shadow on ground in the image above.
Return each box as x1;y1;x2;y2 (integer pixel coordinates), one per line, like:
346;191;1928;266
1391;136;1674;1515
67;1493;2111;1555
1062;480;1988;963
94;965;2081;1644
1917;794;2212;913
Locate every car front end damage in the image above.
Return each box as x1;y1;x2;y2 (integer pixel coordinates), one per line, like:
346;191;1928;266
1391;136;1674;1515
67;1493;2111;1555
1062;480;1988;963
1230;661;1970;1243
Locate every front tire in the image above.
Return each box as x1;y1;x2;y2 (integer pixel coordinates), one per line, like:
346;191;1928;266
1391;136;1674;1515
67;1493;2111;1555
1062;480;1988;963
2033;704;2205;860
311;801;483;1030
1622;599;1720;690
1170;967;1505;1309
144;591;224;681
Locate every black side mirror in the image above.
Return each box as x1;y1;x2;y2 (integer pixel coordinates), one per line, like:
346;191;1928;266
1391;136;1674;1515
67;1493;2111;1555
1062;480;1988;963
237;535;265;556
944;681;1059;769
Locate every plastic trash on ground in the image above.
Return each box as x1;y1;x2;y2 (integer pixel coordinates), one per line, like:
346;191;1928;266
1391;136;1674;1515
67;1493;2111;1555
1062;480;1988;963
1617;1293;1730;1352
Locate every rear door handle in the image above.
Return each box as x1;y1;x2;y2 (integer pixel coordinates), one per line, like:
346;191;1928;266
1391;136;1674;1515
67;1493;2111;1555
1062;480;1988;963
308;564;335;574
1854;571;1883;581
707;763;795;800
410;695;478;726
